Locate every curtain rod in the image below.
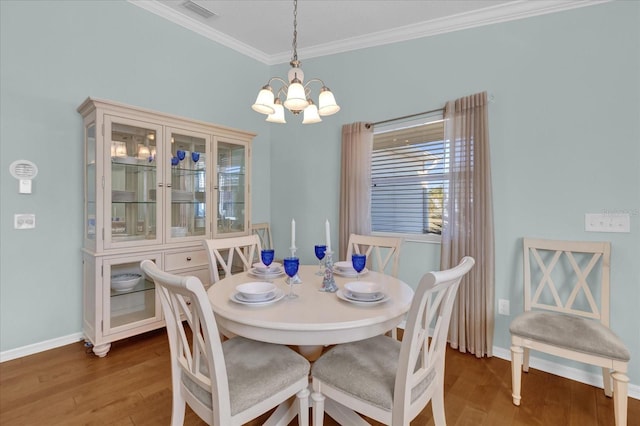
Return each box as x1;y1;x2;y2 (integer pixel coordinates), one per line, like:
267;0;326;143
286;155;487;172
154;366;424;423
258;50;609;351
365;107;445;129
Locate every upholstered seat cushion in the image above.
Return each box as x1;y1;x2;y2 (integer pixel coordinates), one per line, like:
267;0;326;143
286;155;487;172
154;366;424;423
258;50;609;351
182;336;310;415
311;335;435;411
510;311;630;361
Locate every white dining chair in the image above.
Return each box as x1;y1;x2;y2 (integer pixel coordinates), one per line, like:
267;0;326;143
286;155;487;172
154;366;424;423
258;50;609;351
203;234;262;283
139;260;310;426
251;222;273;250
345;234;403;277
311;256;475;426
510;238;630;426
346;233;404;338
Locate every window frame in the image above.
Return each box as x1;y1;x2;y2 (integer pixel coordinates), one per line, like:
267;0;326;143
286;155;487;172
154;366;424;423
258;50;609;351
370;113;446;244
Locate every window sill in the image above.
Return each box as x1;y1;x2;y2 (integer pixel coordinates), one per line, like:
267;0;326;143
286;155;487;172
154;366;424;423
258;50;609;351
372;231;441;245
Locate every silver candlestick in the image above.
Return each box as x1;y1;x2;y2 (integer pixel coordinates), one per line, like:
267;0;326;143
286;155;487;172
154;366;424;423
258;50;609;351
321;250;338;292
289;246;302;284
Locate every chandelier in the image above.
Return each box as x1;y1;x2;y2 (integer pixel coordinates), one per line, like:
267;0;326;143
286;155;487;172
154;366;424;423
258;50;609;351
251;0;340;124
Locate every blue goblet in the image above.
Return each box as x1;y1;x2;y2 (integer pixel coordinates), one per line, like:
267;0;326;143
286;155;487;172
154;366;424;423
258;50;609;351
171;156;179;166
314;244;327;276
191;151;200;163
176;150;186;161
261;249;275;283
352;254;366;281
283;257;300;299
261;249;275;271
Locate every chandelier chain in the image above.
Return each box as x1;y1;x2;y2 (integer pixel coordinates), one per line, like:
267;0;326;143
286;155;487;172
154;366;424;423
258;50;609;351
292;0;298;62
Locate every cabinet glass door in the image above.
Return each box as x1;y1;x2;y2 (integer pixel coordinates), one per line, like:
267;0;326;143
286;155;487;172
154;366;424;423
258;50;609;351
167;129;209;242
104;254;162;334
215;139;248;235
105;116;162;249
84;120;97;251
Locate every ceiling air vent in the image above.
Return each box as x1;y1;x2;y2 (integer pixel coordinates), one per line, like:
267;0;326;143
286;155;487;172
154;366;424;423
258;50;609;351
182;0;217;19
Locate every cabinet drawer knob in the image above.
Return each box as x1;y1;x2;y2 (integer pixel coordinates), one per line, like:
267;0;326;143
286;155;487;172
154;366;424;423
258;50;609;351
186;257;192;262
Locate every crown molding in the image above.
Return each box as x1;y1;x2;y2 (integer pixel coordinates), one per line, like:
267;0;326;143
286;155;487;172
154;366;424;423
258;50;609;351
129;0;611;66
128;0;271;64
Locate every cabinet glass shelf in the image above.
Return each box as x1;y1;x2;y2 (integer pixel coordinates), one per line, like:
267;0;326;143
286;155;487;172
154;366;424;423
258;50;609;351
110;278;155;297
111;160;155;168
111;201;157;205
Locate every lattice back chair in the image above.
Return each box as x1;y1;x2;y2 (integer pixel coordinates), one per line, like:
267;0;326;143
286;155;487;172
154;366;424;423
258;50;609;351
345;234;403;277
510;239;630;426
203;234;262;284
311;257;475;426
139;260;310;426
251;222;273;263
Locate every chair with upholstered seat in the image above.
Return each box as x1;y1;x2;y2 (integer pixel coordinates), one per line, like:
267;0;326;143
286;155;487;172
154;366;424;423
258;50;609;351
510;238;630;426
139;260;310;426
310;256;475;426
203;234;262;284
345;234;403;277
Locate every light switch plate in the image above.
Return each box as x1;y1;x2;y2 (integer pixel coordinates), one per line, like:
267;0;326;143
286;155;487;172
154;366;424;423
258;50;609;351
14;213;35;229
585;213;630;233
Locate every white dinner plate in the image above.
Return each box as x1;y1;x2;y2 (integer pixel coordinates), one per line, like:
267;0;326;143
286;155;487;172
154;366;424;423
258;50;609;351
252;262;282;272
333;261;356;271
333;268;368;278
230;289;285;306
248;268;285;279
336;289;389;306
344;290;385;302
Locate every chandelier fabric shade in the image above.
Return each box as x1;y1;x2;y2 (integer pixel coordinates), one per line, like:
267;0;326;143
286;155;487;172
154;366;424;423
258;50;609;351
251;0;340;124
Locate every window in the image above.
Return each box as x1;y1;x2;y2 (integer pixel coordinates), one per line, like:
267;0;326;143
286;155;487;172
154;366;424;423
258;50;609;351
371;113;446;240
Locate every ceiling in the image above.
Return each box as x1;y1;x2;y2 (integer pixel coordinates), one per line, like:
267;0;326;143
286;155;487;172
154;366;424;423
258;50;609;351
130;0;607;65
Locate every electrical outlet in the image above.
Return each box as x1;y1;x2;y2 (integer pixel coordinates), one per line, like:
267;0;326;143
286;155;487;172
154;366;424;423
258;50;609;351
14;213;35;229
498;299;510;315
585;213;630;233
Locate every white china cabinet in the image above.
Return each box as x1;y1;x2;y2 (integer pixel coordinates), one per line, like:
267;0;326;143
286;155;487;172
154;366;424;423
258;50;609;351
78;98;253;356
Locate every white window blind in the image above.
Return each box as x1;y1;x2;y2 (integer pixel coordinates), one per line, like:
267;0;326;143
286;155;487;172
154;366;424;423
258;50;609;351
371;113;447;237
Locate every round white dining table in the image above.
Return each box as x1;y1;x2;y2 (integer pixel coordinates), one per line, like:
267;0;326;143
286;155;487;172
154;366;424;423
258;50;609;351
207;265;414;359
207;265;414;426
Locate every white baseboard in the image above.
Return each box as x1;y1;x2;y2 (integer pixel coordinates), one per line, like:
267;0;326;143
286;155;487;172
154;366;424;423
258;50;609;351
0;332;85;363
492;346;639;400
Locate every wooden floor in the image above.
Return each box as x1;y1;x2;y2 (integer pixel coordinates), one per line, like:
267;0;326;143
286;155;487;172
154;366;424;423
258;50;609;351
1;329;638;426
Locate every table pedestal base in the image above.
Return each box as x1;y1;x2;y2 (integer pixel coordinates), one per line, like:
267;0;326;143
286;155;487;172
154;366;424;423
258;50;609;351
264;387;369;425
297;345;324;361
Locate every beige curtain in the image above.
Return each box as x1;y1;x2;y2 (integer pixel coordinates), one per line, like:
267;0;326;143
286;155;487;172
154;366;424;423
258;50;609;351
339;123;373;259
441;92;495;357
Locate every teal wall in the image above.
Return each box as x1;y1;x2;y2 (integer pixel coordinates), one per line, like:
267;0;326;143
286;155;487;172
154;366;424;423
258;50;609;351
268;0;640;385
0;0;273;349
1;0;638;388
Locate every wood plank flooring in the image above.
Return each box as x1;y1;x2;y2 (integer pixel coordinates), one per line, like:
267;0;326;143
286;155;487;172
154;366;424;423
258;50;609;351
1;329;638;425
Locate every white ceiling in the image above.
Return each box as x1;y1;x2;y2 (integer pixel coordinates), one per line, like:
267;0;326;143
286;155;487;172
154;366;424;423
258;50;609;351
130;0;608;65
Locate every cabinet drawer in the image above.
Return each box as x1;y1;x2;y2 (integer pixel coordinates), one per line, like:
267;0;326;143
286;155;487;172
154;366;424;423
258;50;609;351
165;249;209;271
187;267;212;289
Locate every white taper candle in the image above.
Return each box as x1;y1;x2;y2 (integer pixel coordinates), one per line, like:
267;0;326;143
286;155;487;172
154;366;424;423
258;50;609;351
325;219;331;252
291;219;296;248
